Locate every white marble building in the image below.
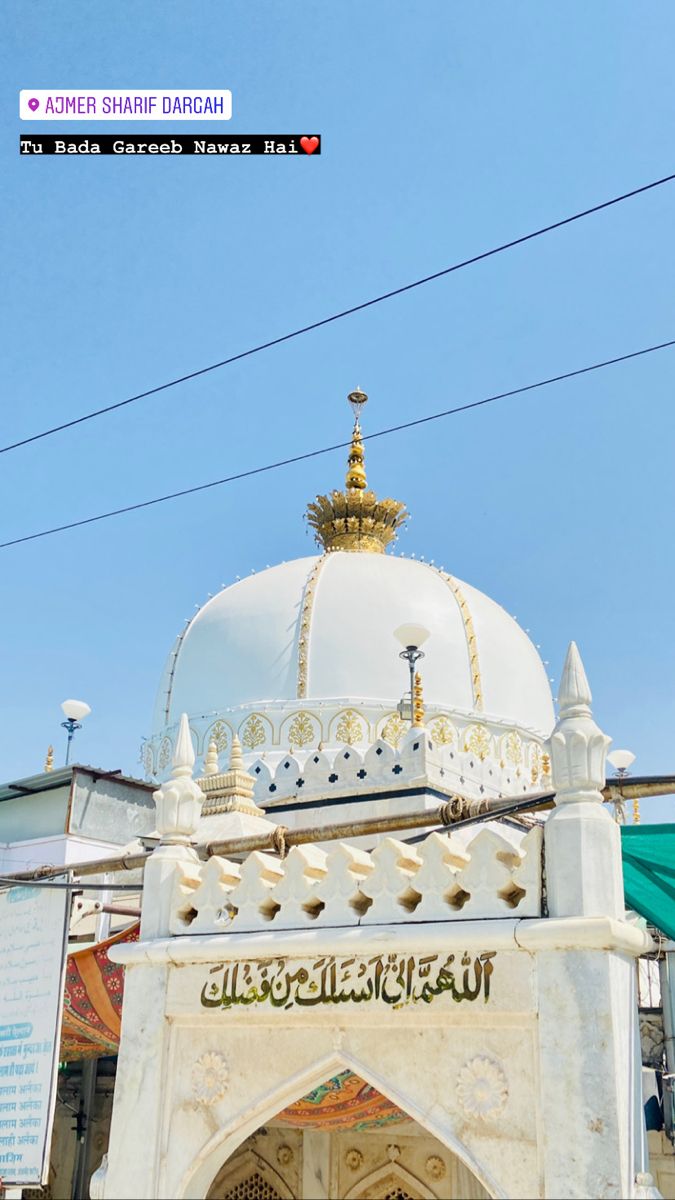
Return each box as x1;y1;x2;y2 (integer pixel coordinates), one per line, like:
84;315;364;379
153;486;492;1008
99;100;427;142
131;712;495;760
98;394;659;1199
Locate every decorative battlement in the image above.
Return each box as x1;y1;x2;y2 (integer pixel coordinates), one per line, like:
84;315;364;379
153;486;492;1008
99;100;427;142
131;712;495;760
249;727;550;807
169;824;543;936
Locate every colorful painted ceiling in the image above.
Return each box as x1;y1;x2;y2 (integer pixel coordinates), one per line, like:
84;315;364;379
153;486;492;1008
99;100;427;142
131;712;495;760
275;1070;408;1131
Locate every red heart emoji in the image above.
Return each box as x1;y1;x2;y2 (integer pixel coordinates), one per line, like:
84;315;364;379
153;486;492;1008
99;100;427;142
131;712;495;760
300;136;319;155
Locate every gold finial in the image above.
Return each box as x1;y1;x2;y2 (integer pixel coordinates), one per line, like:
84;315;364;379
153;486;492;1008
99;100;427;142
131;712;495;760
346;420;367;491
44;745;54;773
632;797;640;824
306;389;409;554
412;672;425;727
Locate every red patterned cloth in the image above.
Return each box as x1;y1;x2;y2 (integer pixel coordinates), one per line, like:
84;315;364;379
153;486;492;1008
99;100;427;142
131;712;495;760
60;923;139;1060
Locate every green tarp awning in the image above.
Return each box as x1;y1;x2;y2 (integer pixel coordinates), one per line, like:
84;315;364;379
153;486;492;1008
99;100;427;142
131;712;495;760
621;824;675;940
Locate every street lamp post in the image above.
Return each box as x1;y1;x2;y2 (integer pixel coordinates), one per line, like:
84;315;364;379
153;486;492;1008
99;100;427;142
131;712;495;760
60;699;92;766
393;624;430;724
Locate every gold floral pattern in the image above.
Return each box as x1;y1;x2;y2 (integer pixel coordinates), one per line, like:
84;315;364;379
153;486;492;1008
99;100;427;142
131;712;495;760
240;715;266;751
505;731;523;767
141;743;155;777
381;713;406;748
335;709;365;746
207;719;229;752
288;711;316;749
464;724;491;762
542;751;551;777
430;716;455;745
158;737;172;770
530;744;542;785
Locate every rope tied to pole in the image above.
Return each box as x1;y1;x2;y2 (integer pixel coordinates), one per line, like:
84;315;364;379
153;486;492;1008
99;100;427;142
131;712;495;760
272;825;290;859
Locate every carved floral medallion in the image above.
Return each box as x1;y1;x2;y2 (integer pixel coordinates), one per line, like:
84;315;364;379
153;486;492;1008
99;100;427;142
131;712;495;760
456;1056;508;1121
191;1051;229;1106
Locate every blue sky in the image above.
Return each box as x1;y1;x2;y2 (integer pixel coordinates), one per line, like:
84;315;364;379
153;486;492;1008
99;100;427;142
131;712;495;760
1;3;674;821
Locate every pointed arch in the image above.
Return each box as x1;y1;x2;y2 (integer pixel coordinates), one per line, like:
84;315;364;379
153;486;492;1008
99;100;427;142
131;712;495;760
343;1159;435;1200
177;1050;502;1200
206;1146;296;1200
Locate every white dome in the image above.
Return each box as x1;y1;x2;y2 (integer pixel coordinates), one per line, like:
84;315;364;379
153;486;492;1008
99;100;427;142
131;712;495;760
152;552;554;739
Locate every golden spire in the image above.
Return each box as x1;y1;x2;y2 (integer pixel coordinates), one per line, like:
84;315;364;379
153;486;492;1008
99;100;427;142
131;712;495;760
306;389;409;554
412;672;425;727
345;421;367;490
44;745;54;772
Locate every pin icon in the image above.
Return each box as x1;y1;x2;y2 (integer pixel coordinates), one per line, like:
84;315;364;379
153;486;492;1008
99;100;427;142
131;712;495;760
28;98;40;112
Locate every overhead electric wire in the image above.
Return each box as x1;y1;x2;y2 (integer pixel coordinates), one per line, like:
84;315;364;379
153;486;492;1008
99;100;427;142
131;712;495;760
2;170;675;457
2;335;674;550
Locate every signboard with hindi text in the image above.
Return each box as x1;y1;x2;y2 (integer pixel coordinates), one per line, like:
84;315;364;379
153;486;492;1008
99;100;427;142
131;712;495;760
0;881;69;1186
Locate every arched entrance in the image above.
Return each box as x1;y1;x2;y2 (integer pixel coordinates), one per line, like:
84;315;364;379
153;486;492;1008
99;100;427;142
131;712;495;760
205;1071;491;1200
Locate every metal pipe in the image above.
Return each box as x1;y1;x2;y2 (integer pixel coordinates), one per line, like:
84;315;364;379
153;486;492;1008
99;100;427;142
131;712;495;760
3;773;675;884
3;791;550;880
71;1058;96;1200
659;953;675;1142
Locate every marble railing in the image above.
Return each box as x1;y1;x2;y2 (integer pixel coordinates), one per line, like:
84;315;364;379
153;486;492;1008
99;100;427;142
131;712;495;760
169;825;543;936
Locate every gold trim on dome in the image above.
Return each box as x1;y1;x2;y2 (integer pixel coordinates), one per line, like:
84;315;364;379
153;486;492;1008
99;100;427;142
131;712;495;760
432;568;484;712
297;555;328;698
305;391;408;554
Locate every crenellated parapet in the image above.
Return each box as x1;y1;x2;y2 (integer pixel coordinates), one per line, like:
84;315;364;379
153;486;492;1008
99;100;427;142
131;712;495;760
249;726;550;809
169;824;543;936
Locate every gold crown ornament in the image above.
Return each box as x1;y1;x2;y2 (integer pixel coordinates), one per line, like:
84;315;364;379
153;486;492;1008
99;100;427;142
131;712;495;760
306;390;409;554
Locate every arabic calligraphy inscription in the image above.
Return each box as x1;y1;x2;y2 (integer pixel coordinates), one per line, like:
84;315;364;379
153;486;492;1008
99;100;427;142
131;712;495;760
200;951;496;1012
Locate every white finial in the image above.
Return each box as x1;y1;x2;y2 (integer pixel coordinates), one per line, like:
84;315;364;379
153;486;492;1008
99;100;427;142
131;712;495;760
197;732;258;814
549;642;610;804
558;641;592;716
229;735;244;772
204;739;219;776
172;713;195;776
153;713;203;843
